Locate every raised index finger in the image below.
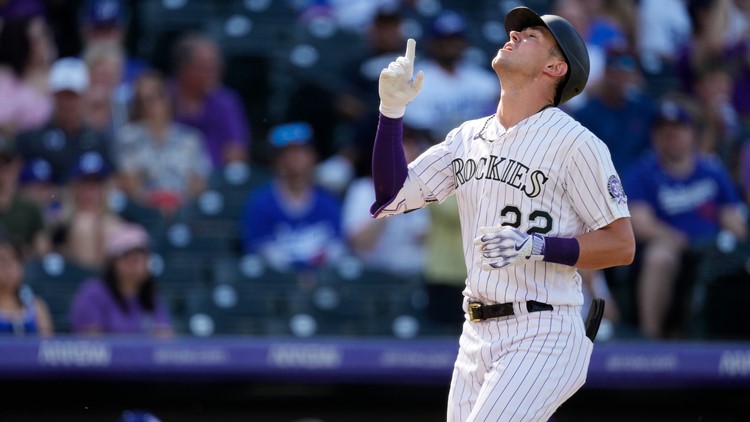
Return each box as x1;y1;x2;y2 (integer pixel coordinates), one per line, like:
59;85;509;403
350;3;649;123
405;38;416;75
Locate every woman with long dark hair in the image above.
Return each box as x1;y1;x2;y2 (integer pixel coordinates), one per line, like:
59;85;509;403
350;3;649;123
69;223;172;336
0;229;53;335
0;16;56;137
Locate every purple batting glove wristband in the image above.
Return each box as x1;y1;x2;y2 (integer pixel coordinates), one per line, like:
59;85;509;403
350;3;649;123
370;113;408;216
543;237;580;267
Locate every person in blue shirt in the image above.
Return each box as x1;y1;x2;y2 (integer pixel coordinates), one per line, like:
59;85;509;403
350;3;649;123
572;45;657;175
626;98;748;339
240;122;345;271
0;228;53;335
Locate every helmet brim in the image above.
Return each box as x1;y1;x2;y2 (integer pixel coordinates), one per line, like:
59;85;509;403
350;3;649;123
504;7;547;35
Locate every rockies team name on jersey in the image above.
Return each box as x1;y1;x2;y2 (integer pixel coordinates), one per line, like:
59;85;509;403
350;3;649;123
451;155;549;198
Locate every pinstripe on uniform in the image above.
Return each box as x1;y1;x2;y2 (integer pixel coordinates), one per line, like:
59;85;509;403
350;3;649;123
381;107;629;420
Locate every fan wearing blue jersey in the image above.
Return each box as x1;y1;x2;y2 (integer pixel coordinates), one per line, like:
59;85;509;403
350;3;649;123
626;99;748;339
240;122;346;271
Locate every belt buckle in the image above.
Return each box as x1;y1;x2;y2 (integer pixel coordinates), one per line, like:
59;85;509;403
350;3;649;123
468;303;482;322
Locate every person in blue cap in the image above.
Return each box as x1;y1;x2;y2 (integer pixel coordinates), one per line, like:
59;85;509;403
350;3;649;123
240;122;345;271
80;0;147;86
118;410;161;422
626;97;748;339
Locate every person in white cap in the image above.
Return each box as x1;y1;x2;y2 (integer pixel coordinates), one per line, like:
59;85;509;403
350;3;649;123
15;57;115;186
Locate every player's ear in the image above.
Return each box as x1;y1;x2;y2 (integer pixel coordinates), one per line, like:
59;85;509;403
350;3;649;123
544;59;567;79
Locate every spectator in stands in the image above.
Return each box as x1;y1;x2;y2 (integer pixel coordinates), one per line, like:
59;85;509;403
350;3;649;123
18;157;61;226
168;32;250;167
689;60;743;169
404;9;499;141
117;70;211;216
15;56;115;186
0;228;53;335
549;0;599;106
341;125;430;276
0;16;55;138
626;98;748;339
572;45;656;176
677;0;750;124
586;0;639;54
60;151;124;271
422;195;466;336
69;222;173;336
83;42;129;138
552;0;635;101
636;0;692;76
0;136;50;258
241;122;345;272
333;4;406;179
80;0;147;87
118;410;163;422
340;3;404;121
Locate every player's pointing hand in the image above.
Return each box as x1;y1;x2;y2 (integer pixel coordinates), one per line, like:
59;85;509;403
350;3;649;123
379;38;425;119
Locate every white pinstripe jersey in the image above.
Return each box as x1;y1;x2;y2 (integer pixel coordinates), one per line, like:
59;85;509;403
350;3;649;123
383;107;630;306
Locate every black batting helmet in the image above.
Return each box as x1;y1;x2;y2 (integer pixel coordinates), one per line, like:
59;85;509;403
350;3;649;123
504;6;590;106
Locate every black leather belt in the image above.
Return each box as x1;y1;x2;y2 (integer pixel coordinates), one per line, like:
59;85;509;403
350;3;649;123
468;300;553;322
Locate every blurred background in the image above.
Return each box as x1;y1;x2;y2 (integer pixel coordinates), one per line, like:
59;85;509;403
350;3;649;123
0;0;749;420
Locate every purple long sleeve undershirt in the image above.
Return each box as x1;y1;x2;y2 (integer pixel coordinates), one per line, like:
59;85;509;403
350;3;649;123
370;113;408;217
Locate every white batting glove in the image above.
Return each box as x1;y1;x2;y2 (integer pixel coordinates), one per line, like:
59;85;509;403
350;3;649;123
473;226;546;270
379;38;425;119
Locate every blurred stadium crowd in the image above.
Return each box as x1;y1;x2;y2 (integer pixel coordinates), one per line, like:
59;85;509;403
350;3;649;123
0;0;750;342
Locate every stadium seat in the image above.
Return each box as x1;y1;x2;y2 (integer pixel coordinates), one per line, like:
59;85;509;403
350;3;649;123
134;0;218;70
206;162;272;219
279;15;369;96
303;267;428;337
687;240;750;340
209;252;307;286
167;190;243;257
23;253;97;333
108;189;166;249
184;282;297;336
207;0;294;58
152;250;210;285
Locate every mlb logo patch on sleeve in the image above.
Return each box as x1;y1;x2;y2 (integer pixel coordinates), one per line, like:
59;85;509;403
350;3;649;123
607;175;627;204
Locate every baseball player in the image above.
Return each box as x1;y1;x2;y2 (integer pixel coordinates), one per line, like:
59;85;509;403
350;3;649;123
370;7;635;421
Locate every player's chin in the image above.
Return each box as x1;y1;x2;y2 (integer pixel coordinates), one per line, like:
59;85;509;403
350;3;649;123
492;49;509;63
491;56;504;73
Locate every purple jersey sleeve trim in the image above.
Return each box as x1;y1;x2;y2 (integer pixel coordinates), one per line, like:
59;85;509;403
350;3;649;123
543;237;580;267
370;113;407;217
